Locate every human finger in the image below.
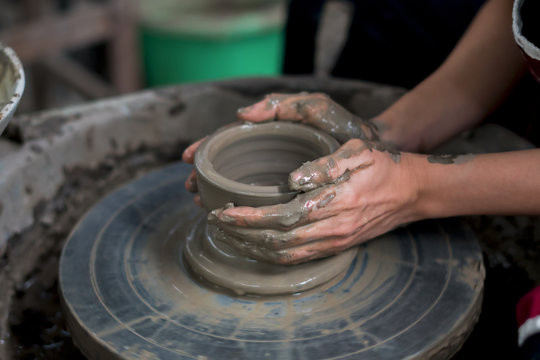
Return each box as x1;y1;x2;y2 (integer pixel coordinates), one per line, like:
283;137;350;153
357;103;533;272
281;212;403;264
289;139;374;191
212;211;365;251
221;207;395;264
237;92;318;123
236;95;282;123
213;186;338;230
226;231;359;265
278;234;359;264
258;93;378;143
184;170;198;193
194;194;202;207
181;137;206;164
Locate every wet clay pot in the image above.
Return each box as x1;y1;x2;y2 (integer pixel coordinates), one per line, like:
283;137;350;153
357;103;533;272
185;122;358;295
194;121;340;211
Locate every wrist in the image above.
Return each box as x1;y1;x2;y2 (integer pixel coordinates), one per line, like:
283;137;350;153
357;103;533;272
396;153;430;224
403;152;455;221
373;105;423;153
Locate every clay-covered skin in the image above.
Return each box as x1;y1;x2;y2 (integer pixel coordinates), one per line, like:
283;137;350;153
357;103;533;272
290;139;402;192
182;92;399;207
210;138;420;265
238;92;379;144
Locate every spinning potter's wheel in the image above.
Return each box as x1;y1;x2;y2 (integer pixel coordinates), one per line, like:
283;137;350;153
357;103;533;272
59;162;485;360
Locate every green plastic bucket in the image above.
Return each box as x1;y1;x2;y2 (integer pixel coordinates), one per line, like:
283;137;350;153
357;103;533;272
138;1;286;86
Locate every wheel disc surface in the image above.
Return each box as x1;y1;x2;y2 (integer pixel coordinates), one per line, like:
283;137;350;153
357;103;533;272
59;162;484;359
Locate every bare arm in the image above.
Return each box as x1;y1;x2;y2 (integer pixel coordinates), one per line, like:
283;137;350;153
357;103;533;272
377;0;527;152
413;149;540;218
213;146;540;264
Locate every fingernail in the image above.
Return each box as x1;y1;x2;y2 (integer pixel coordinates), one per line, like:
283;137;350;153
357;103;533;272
219;213;236;224
237;106;252;114
290;169;312;184
289;172;318;192
207;209;222;222
288;172;303;190
290;167;307;182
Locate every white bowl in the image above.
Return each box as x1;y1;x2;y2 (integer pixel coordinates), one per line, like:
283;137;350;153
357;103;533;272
0;44;25;135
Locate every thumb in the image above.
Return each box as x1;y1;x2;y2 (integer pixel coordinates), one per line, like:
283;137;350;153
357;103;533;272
237;98;277;123
182;137;206;164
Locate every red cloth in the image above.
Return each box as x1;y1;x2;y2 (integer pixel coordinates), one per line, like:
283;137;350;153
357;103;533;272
513;0;540;83
517;285;540;348
522;53;540;83
517;285;540;328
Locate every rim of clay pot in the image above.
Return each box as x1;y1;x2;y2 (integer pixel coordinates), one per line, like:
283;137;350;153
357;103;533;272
194;122;340;210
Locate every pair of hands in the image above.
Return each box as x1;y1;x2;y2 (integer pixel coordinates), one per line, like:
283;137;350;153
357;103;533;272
182;93;420;265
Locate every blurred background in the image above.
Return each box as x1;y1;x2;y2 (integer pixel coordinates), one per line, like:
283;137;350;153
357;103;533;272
1;0;539;141
0;0;312;113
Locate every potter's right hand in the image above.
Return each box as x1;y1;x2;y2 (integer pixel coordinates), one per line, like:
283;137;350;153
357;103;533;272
237;92;379;143
207;138;421;265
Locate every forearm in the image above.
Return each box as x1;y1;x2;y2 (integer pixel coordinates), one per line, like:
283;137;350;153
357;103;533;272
376;0;526;152
410;149;540;219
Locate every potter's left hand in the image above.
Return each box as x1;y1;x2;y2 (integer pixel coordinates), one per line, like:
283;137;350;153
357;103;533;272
209;138;422;265
182;137;206;206
237;92;379;143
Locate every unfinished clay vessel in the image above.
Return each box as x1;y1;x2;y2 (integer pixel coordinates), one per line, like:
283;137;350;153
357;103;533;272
185;122;358;295
194;122;340;211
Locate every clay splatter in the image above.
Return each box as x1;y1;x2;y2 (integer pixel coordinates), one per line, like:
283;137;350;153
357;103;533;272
427;154;475;164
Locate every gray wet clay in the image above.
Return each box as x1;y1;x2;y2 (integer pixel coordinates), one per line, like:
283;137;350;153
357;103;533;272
194;122;339;211
186;122;358;295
